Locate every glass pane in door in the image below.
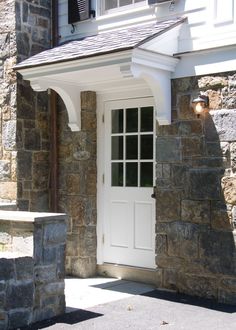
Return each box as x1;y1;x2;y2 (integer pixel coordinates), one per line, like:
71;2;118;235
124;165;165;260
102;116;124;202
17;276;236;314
126;163;138;186
126;108;138;132
112;163;123;186
141;135;153;159
141;107;153;132
112;136;123;160
140;162;153;187
112;109;123;133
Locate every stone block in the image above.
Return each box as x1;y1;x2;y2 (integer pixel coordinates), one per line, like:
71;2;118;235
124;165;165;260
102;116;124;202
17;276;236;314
163;268;177;290
30;190;49;211
40;281;64;296
156;256;184;270
34;265;57;284
81;91;96;111
218;289;236;305
220;277;236;292
43;222;67;245
8;309;31;329
71;256;96;278
78;226;97;257
221;176;236;205
210;109;236;142
32;162;49;190
2;120;16;150
177;94;195;120
199;231;235;275
24;128;41;150
0;161;10;180
211;201;231;230
17;151;32;180
156;137;181;162
178;120;202;136
181;137;203;157
188;169;222;200
172;164;188;187
0;259;14;281
230;142;236;173
156;234;167;255
181;200;210;224
198;76;228;89
6;281;34;309
156;122;178;136
166;222;199;259
15;257;34;280
177;274;217;299
156;190;181;222
0;181;17;200
208;90;222;110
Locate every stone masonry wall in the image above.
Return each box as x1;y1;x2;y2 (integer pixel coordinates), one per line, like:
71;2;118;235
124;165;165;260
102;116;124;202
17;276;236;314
156;72;236;305
57;91;97;278
15;0;51;211
0;211;67;329
0;0;17;203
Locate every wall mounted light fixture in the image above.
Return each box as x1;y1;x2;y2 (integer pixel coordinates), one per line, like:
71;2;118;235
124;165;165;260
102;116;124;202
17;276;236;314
192;94;209;117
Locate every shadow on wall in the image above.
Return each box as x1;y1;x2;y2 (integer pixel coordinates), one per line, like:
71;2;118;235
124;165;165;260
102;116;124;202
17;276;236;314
156;78;236;305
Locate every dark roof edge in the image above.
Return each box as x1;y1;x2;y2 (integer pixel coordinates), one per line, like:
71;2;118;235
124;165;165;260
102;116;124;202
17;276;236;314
135;16;187;48
14;46;134;71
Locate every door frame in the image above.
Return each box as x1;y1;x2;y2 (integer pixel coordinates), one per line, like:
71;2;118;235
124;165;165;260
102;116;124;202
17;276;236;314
97;87;156;266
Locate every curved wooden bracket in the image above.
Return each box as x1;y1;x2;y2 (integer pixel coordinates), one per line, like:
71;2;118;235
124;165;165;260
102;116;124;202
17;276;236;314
30;79;81;131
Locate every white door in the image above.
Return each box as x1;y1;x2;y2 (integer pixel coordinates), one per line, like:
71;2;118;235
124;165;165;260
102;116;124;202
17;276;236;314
103;98;156;269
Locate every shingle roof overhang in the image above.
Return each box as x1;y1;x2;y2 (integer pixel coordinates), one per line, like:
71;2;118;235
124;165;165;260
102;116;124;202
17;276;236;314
15;17;186;70
15;17;187;131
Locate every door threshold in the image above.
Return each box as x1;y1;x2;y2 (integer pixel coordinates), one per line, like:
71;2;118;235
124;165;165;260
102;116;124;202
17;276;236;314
97;263;160;286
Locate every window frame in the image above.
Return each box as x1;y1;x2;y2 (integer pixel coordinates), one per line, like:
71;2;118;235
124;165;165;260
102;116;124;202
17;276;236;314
101;0;147;16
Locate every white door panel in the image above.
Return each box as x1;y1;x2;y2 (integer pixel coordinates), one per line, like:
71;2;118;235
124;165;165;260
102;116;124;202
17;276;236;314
103;98;156;269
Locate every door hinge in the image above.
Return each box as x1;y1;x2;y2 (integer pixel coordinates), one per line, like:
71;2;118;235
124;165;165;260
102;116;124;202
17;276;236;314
102;174;105;184
102;114;104;123
102;234;105;244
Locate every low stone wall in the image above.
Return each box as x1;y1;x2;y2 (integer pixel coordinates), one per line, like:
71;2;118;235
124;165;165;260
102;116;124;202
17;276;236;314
0;211;67;329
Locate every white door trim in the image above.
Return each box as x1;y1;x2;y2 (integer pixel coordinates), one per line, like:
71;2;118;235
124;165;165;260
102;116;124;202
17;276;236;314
97;88;155;267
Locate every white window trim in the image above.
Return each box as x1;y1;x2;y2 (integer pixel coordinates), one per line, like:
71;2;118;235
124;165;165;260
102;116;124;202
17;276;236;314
101;0;147;16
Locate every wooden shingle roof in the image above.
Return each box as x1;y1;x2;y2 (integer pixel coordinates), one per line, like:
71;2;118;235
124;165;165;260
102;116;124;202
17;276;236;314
16;17;186;70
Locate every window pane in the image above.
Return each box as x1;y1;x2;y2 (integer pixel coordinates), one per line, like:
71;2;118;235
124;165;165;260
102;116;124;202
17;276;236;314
126;108;138;132
140;163;153;187
135;0;144;2
120;0;132;6
105;0;117;10
112;136;123;160
141;135;153;159
112;163;123;186
126;135;138;160
141;107;153;132
112;109;123;133
126;163;138;187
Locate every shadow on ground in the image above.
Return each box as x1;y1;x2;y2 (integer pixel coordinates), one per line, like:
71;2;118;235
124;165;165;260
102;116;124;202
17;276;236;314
142;290;236;314
20;309;103;329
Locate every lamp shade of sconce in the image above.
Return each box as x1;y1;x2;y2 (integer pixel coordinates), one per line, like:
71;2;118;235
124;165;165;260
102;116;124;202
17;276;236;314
192;94;209;116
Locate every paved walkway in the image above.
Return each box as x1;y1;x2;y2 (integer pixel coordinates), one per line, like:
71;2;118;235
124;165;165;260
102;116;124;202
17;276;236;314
22;277;236;330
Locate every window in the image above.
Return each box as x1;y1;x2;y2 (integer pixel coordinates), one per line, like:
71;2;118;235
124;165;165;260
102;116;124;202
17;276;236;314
103;0;145;13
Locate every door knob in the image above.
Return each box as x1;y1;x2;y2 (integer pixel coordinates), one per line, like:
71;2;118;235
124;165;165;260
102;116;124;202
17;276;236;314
151;186;156;199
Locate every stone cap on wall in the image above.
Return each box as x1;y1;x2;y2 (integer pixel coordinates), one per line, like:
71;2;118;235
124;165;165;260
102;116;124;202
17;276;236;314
0;210;67;223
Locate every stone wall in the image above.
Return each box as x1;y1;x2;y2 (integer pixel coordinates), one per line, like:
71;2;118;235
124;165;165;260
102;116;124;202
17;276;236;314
16;0;52;211
0;0;17;203
57;92;97;278
156;72;236;305
0;211;67;329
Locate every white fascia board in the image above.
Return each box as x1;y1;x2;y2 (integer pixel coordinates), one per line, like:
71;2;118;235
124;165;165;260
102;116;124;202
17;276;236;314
173;44;236;78
17;50;133;80
132;48;179;72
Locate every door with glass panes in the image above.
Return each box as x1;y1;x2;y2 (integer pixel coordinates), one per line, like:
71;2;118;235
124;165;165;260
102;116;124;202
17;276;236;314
103;98;155;268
